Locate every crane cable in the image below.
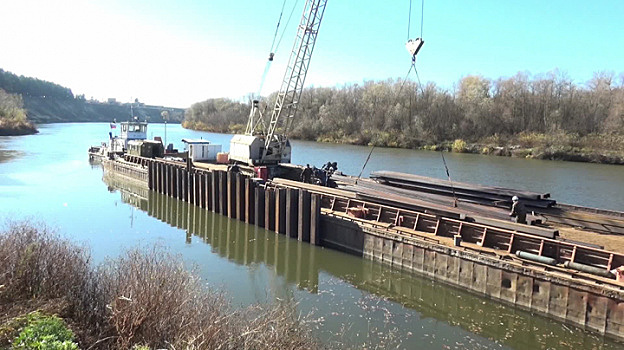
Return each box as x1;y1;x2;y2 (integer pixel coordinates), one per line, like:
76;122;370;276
407;0;424;40
359;0;426;182
405;0;425;94
411;0;457;207
257;0;300;97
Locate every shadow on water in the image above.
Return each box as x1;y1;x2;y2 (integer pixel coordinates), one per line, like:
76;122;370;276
103;174;623;350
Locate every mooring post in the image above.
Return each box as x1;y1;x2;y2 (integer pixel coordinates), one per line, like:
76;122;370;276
167;164;172;196
181;169;187;202
236;174;245;222
210;171;219;213
160;163;166;194
298;189;311;242
162;164;168;196
286;188;299;238
275;188;286;234
204;172;212;210
168;164;173;196
227;171;236;218
188;170;194;204
196;173;202;207
245;178;255;225
265;187;275;231
152;162;157;192
194;173;200;207
187;169;192;203
176;168;183;200
219;171;227;215
147;161;153;190
189;171;195;205
310;193;321;245
155;162;161;193
254;186;265;227
171;166;178;199
211;171;218;213
170;165;175;197
197;173;204;208
161;164;166;195
152;161;157;191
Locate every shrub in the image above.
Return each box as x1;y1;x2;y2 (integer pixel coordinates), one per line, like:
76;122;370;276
452;139;467;153
93;247;322;349
94;247;227;349
0;221;91;303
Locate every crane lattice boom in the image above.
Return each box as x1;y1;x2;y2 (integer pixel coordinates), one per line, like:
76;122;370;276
263;0;328;157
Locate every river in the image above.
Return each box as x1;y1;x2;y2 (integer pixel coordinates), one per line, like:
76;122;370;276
1;123;622;349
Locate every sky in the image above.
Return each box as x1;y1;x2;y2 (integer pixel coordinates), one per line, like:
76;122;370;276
1;0;623;108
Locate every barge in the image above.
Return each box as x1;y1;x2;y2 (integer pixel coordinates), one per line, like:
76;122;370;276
89;148;624;341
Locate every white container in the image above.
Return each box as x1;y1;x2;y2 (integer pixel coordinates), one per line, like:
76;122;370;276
182;139;222;161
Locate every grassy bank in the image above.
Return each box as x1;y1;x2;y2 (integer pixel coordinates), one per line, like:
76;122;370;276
438;133;624;164
0;221;325;349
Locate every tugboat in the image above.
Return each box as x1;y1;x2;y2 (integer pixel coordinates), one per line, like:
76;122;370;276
88;118;150;161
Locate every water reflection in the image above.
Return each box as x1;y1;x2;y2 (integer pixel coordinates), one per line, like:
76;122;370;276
103;174;622;349
0;148;24;163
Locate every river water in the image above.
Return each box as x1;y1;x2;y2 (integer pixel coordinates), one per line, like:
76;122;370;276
1;123;623;349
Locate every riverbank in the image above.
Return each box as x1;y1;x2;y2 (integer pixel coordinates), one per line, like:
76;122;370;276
312;130;624;165
0;221;328;350
441;132;624;165
183;120;624;165
0;120;38;136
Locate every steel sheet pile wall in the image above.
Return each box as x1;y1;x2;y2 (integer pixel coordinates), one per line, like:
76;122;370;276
125;156;321;245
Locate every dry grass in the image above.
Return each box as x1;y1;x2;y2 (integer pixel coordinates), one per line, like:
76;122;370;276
0;221;325;350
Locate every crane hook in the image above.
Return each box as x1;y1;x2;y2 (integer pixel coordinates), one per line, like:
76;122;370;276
406;38;424;63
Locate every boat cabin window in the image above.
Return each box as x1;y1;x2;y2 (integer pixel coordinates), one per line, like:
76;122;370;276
121;124;145;133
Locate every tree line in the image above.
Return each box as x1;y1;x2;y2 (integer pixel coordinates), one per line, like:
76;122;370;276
183;70;624;148
0;68;186;124
0;69;74;100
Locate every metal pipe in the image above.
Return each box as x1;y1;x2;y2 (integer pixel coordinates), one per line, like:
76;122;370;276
515;250;557;265
563;261;615;279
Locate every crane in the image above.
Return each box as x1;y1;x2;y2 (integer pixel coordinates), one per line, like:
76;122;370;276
229;0;328;166
229;0;424;168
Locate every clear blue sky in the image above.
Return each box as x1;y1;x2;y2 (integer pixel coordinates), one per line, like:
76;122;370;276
1;0;622;108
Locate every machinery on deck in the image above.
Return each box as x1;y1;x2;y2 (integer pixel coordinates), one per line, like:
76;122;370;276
229;0;328;166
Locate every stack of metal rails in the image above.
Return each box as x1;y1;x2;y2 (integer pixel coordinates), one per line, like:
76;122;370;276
331;171;624;238
370;171;556;209
332;172;558;239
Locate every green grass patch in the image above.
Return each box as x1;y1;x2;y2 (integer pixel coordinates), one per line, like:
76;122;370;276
10;312;78;350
